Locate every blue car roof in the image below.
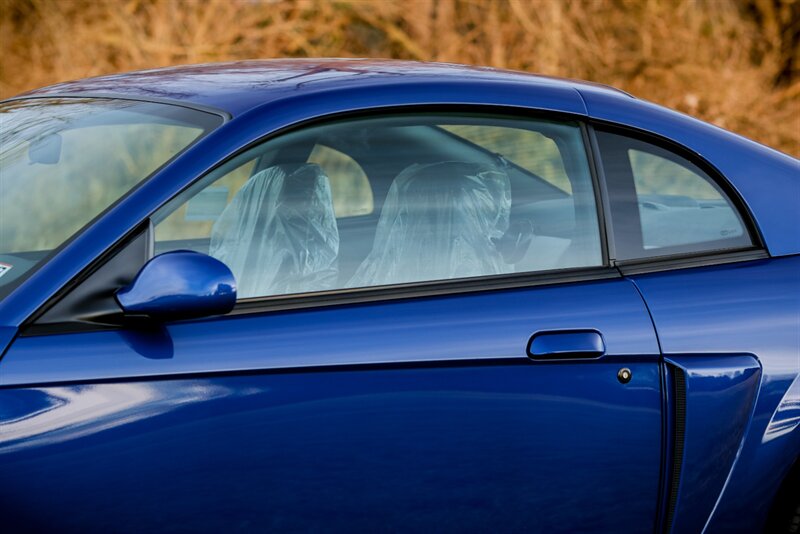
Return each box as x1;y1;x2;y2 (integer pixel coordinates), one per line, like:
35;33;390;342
17;58;632;117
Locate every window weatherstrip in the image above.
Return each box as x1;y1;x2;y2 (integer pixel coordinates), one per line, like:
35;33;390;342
615;248;768;276
230;266;620;316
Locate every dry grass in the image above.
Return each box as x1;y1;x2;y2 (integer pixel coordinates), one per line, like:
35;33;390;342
1;0;798;156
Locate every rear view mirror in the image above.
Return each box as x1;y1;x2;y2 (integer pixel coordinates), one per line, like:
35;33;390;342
116;251;236;321
28;132;62;164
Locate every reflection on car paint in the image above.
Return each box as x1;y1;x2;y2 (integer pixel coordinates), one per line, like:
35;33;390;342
0;382;260;453
764;374;800;443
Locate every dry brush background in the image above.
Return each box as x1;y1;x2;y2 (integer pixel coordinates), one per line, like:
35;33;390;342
1;0;798;156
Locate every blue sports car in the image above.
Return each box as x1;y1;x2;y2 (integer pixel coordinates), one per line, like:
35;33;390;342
0;60;798;533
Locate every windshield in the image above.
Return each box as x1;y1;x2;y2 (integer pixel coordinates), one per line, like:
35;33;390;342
0;97;221;299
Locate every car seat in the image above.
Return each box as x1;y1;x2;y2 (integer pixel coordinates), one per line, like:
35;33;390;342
347;161;512;288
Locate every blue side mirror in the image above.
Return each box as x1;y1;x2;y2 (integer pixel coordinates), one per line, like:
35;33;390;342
116;251;236;321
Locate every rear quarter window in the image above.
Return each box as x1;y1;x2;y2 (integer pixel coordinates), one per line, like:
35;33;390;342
595;130;753;260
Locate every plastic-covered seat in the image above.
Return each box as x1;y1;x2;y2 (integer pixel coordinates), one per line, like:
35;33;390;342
348;161;512;288
209;163;339;298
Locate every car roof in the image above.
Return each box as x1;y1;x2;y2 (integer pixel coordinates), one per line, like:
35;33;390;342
15;58;632;117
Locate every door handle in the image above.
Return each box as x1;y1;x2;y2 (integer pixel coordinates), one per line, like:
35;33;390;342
526;330;606;360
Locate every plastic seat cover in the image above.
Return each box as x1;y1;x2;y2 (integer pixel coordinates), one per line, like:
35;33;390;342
348;161;512;288
209;163;339;298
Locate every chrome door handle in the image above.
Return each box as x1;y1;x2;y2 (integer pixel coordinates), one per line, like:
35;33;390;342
526;330;606;360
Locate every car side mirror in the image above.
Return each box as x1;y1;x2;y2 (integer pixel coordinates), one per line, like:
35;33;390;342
116;251;236;321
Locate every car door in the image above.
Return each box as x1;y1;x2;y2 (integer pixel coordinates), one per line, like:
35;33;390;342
0;111;664;533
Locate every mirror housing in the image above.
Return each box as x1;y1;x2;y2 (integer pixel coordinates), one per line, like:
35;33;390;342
116;251;236;321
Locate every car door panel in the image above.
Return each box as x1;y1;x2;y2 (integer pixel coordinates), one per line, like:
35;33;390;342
2;364;661;532
1;277;663;532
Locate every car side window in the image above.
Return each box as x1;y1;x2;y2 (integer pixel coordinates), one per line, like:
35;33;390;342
153;114;603;299
595;130;752;261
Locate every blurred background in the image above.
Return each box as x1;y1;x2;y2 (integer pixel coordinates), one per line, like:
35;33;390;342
1;0;798;156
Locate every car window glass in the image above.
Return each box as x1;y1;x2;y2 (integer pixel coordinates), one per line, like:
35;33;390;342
156;159;256;244
307;144;374;217
154;114;603;299
596;130;751;260
441;125;572;193
155;146;373;245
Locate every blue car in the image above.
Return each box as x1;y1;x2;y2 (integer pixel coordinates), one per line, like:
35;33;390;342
0;60;798;533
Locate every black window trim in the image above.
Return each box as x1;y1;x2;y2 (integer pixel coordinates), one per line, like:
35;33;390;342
21;104;768;334
231;265;620;316
580;122;612;269
615;248;769;276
